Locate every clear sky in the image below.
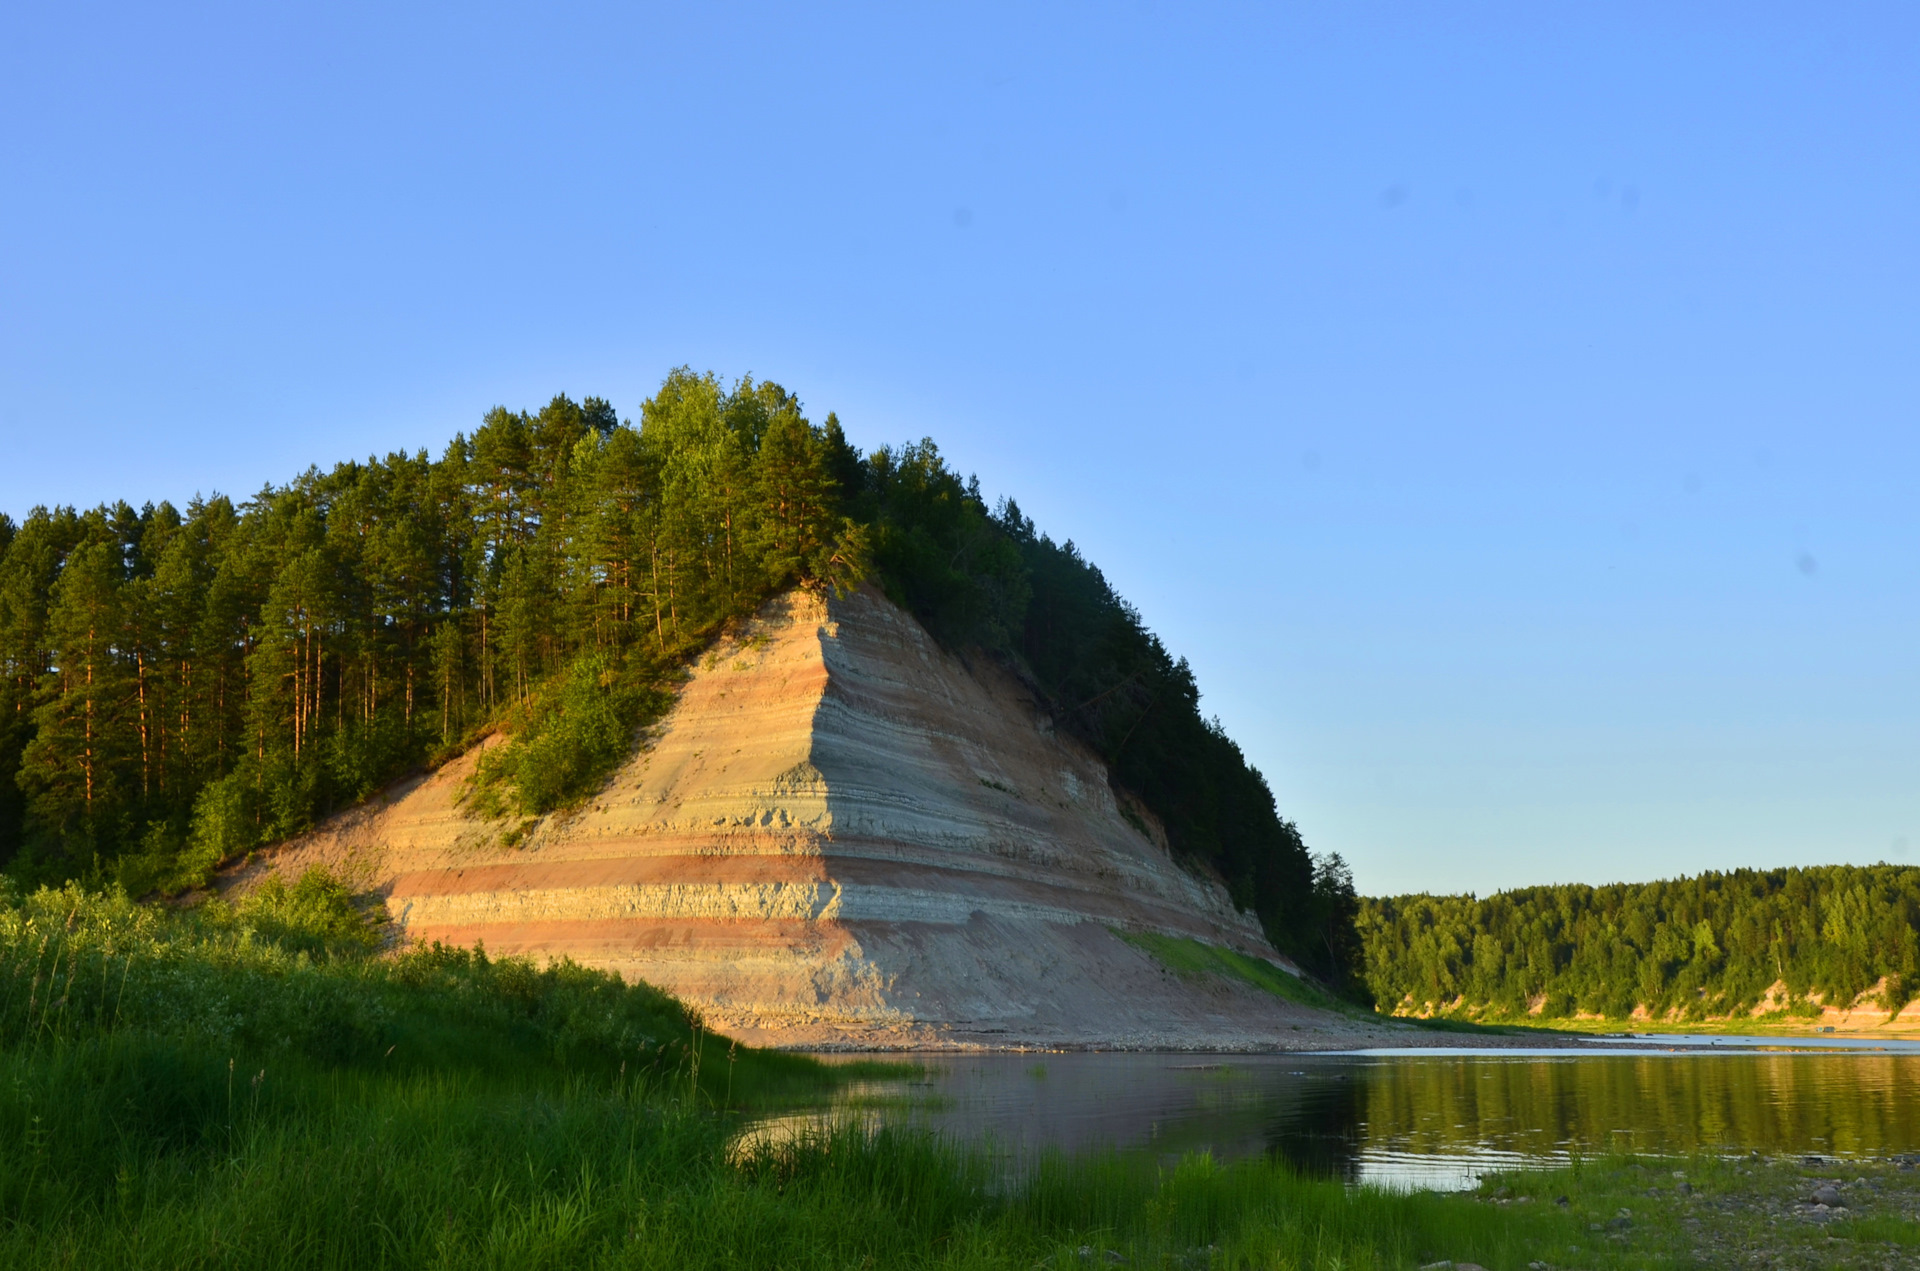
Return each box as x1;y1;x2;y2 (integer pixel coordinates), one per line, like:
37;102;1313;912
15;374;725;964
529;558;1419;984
4;4;1916;896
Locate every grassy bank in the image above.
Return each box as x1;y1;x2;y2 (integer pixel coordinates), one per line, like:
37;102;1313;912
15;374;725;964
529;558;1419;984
1385;1009;1920;1040
1121;932;1571;1043
0;878;1578;1269
10;878;1895;1269
1119;932;1358;1015
1452;1012;1918;1039
1476;1152;1920;1270
1;1061;1593;1271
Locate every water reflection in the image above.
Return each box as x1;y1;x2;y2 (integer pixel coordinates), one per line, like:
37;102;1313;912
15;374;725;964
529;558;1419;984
1259;1065;1366;1183
739;1045;1920;1190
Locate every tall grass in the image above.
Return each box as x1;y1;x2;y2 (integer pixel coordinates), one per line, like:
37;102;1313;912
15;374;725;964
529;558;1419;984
0;1062;1583;1269
1119;932;1358;1015
0;879;1596;1269
0;875;853;1108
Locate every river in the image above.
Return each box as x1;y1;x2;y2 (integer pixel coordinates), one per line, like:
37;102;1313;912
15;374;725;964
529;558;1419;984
740;1038;1920;1190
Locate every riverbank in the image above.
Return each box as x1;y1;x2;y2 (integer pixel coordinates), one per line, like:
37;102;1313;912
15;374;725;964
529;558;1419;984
1478;1152;1920;1270
16;881;1920;1267
1466;1013;1920;1041
0;1047;1578;1270
0;879;1582;1268
18;1037;1919;1271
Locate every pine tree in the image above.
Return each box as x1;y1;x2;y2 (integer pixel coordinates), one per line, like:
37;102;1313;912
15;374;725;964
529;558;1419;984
19;537;135;859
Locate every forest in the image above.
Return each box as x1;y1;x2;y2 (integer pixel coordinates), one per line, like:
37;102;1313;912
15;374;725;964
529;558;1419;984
1360;864;1920;1020
0;369;1359;986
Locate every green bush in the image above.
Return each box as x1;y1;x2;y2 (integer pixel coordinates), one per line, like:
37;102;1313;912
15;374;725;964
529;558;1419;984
511;654;651;814
467;652;674;818
232;867;384;960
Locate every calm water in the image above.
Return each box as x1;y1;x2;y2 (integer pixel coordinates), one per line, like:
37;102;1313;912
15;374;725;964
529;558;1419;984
742;1040;1920;1190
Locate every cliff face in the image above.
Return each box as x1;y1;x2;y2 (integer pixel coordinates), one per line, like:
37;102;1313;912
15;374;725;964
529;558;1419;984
244;585;1324;1048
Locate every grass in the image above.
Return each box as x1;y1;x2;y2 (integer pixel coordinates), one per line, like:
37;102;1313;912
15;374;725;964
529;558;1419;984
1381;1008;1920;1041
1467;1012;1914;1038
1476;1152;1920;1269
1121;933;1582;1043
1392;1014;1557;1039
1119;932;1360;1015
0;1043;1597;1270
0;874;854;1108
5;878;1875;1268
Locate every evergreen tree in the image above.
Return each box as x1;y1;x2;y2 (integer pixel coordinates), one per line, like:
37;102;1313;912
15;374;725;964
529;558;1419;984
1360;865;1920;1020
20;538;134;862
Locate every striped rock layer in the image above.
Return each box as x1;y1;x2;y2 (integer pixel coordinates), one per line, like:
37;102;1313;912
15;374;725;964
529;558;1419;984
252;586;1314;1049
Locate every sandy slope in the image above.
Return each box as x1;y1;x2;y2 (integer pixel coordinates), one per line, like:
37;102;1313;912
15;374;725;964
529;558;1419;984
232;585;1423;1050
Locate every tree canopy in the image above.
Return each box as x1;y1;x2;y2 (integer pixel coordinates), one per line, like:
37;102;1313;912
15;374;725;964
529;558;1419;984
0;372;863;894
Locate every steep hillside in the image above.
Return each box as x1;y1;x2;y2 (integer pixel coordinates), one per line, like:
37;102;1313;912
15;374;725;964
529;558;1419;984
234;585;1355;1048
1;371;1368;1022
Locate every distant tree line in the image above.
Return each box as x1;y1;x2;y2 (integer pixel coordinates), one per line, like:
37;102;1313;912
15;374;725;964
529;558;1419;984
1359;864;1920;1020
0;370;1359;988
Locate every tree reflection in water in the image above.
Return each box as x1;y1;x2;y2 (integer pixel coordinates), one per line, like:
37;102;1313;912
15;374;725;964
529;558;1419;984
1261;1065;1368;1182
770;1047;1920;1189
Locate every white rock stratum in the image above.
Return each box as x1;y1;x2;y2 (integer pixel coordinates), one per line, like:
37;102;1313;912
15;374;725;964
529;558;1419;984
241;585;1337;1049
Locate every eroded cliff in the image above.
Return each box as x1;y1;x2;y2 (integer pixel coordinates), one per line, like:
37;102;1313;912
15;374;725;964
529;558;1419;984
239;585;1340;1048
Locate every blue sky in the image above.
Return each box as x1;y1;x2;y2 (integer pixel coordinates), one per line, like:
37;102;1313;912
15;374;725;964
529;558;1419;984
4;3;1916;895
